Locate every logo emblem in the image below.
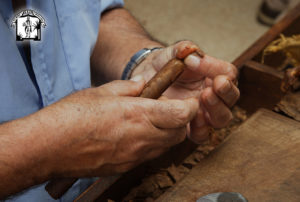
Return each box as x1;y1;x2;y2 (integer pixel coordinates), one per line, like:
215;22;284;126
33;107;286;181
11;9;46;41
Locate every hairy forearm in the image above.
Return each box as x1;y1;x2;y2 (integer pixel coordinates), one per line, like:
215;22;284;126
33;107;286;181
91;8;162;84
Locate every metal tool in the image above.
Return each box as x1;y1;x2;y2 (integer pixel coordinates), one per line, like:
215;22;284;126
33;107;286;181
197;192;248;202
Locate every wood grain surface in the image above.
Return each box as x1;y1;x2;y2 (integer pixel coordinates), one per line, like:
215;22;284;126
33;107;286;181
157;109;300;202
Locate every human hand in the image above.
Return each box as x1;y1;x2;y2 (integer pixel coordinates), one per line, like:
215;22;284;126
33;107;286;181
131;41;240;144
42;79;198;177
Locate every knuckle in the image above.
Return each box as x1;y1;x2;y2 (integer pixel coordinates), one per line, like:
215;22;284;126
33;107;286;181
124;103;145;123
223;62;237;78
174;104;190;124
123;106;135;121
230;64;238;79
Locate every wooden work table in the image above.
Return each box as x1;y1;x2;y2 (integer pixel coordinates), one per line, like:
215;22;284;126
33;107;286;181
157;109;300;202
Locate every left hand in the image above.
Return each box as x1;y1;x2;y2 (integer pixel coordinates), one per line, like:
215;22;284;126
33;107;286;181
131;41;240;144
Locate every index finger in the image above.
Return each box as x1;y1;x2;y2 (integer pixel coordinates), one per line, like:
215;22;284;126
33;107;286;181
184;54;238;80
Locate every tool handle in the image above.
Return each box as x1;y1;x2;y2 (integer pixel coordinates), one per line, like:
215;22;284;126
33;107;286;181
45;58;185;199
45;178;78;199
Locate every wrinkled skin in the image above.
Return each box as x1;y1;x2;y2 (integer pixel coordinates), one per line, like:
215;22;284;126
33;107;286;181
41;80;199;177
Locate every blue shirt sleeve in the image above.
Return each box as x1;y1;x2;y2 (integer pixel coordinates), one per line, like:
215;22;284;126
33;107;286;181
100;0;124;13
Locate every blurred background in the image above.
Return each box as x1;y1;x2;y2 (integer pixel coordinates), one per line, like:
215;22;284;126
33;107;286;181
124;0;297;62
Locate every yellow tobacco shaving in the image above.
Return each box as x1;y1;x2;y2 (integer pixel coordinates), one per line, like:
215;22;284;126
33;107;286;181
262;34;300;66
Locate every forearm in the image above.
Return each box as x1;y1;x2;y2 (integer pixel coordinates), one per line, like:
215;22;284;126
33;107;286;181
0;112;53;198
0;96;88;198
0;87;125;198
91;8;162;84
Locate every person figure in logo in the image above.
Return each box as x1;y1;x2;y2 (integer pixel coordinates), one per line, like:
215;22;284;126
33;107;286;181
23;16;32;38
23;16;37;38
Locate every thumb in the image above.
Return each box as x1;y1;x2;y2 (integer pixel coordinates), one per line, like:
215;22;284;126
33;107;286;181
152;41;200;72
97;75;145;97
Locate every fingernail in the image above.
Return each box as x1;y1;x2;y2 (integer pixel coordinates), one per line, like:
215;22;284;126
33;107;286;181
220;79;231;94
207;94;218;106
130;75;143;82
185;55;201;71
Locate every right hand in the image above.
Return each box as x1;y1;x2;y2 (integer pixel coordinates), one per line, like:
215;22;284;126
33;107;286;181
40;78;198;178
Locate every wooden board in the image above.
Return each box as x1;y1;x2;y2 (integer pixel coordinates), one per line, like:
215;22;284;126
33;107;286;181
157;109;300;202
237;60;284;114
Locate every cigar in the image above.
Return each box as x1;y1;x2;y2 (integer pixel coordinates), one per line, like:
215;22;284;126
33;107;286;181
140;45;205;98
140;58;185;98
